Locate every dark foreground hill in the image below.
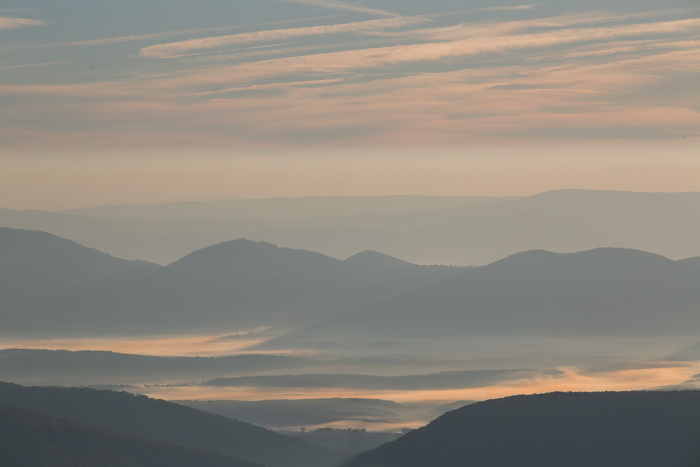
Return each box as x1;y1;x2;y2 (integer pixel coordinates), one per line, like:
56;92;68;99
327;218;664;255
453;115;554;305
0;404;262;467
343;390;700;467
0;381;342;467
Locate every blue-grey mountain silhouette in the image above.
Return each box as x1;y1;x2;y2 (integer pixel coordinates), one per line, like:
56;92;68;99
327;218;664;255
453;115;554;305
0;231;461;336
4;190;700;265
0;227;159;335
261;247;700;351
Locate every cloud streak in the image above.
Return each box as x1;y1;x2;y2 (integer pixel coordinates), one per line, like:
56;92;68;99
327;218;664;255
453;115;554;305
139;16;429;59
275;0;400;18
476;4;538;12
47;24;245;48
0;16;46;30
149;17;700;89
191;78;345;96
0;61;71;70
2;4;699;152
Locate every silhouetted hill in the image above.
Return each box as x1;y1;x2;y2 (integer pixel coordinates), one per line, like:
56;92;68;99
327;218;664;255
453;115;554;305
0;381;342;467
0;228;160;335
0;209;118;245
0;404;262;467
68;190;700;265
343;250;460;282
262;248;700;350
114;239;355;330
679;256;700;269
1;232;461;335
0;227;158;292
344;250;414;269
343;390;700;467
88;239;463;334
378;189;700;264
5;191;700;265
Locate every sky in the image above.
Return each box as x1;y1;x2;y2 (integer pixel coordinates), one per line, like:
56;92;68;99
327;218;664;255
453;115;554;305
2;0;700;209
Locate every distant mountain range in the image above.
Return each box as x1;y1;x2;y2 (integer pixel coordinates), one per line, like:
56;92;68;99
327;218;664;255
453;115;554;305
0;228;462;336
258;247;700;353
0;227;159;335
0;381;341;467
2;226;700;343
110;238;461;333
2;190;700;265
0;404;263;467
343;390;700;467
0;227;157;296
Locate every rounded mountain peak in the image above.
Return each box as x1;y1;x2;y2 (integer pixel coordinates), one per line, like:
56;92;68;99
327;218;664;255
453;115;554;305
165;238;341;275
344;250;412;268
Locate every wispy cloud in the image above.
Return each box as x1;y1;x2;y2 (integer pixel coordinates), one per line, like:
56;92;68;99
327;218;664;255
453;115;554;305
139;16;429;59
0;16;46;30
0;60;71;70
476;4;538;12
553;39;700;59
3;5;699;152
275;0;400;18
191;78;345;96
147;17;700;90
46;24;245;48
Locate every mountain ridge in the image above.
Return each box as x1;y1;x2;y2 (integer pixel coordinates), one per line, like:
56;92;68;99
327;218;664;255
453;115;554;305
4;190;700;265
343;390;700;467
0;381;342;467
0;404;263;467
258;247;700;351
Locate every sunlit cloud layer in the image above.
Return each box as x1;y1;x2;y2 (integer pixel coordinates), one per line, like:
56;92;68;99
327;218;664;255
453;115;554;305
2;1;698;155
0;0;699;206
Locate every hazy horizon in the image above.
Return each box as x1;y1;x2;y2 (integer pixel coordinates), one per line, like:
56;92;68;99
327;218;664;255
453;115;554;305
5;187;700;213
